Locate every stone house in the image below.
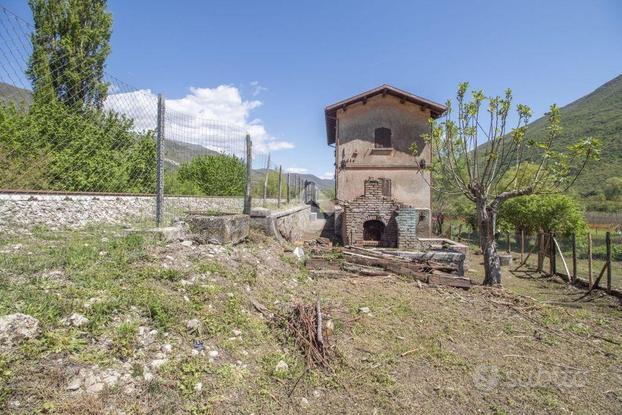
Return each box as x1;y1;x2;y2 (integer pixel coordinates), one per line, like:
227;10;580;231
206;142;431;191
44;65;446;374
324;84;446;248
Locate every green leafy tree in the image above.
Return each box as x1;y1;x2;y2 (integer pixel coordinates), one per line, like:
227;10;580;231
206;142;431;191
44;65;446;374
0;101;156;192
603;177;622;201
27;0;112;108
498;194;587;236
425;83;600;285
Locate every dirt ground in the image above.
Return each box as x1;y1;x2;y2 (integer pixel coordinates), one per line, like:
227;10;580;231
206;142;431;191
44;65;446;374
1;226;622;414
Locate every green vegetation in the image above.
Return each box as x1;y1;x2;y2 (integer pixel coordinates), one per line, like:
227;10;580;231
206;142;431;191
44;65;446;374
28;0;112;108
498;194;587;236
0;100;156;192
165;154;246;196
520;75;622;208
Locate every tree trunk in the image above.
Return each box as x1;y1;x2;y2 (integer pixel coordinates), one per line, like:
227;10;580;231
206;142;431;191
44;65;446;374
477;200;501;286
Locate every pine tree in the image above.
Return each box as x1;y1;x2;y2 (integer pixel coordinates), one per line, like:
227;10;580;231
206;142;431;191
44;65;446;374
27;0;112;108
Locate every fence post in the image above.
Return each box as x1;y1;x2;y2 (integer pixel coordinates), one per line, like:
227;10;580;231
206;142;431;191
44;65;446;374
520;230;525;264
262;153;270;207
286;173;290;204
572;233;577;283
606;231;612;292
549;232;556;275
155;94;165;227
449;223;453;240
537;231;543;272
588;232;593;288
507;233;511;254
277;165;282;208
458;224;463;241
243;134;252;215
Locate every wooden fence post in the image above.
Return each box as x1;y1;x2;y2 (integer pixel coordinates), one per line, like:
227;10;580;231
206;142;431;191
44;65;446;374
520;230;525;264
588;232;593;288
606;231;612;292
572;233;577;283
549;232;556;275
587;232;594;290
537;231;544;272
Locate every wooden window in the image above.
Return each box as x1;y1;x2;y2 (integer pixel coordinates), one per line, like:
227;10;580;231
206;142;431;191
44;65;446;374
374;127;391;148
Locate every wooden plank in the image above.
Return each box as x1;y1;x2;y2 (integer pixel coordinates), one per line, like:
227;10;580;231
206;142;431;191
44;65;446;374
305;258;342;271
429;273;471;289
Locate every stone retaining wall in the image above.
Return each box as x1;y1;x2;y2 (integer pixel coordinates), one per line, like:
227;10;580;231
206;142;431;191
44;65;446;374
0;192;278;232
251;205;311;243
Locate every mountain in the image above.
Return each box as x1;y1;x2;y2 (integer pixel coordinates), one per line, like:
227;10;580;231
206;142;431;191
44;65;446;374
252;169;335;193
521;74;622;194
0;82;33;107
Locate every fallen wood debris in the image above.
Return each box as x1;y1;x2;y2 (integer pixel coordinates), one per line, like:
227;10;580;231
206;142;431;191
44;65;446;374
283;300;331;368
305;246;471;289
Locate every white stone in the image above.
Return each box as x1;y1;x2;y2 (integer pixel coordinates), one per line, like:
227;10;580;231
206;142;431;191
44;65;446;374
86;382;105;394
143;372;154;382
150;359;168;369
186;319;202;332
232;329;242;336
67;377;82;391
300;397;310;407
275;360;288;373
208;350;219;358
358;307;371;314
67;313;89;327
0;313;40;347
293;247;305;261
161;343;173;353
181;240;193;247
194;382;203;392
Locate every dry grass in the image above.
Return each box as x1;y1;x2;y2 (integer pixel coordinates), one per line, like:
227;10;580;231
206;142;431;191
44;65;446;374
1;226;622;413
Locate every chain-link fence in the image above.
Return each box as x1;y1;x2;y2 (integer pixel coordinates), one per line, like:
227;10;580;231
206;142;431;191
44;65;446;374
0;5;310;231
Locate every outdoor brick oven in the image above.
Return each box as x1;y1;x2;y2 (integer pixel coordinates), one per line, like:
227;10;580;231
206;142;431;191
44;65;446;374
341;177;430;248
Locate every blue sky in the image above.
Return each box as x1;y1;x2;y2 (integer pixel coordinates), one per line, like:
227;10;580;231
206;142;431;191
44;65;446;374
3;0;622;179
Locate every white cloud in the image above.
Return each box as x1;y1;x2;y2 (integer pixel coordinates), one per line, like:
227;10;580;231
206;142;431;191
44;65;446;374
319;171;334;180
103;85;292;157
285;167;309;174
250;80;268;97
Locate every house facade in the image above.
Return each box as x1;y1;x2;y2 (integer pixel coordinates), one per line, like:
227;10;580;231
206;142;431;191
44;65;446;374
325;84;446;247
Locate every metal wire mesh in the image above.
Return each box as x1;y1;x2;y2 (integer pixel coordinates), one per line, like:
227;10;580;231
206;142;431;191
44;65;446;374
0;5;264;228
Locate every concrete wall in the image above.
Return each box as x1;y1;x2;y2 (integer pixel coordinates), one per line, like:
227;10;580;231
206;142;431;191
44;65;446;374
335;93;432;211
251;205;311;243
0;192;278;232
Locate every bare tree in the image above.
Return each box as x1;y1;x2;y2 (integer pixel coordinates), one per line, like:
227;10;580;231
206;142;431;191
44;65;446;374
425;83;599;285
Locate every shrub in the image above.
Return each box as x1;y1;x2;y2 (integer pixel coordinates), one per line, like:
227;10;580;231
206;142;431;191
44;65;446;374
166;154;245;196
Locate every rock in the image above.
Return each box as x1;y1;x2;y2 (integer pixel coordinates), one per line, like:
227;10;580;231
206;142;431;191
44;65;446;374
232;329;242;337
0;313;40;347
66;377;82;391
292;247;305;261
313;389;322;398
194;382;203;392
67;313;89;327
102;370;120;386
161;343;173;353
86;382;105;394
208;350;219;358
181;240;193;247
300;397;310;407
358;307;370;314
143;372;154;382
186;319;202;333
275;360;289;373
150;359;168;369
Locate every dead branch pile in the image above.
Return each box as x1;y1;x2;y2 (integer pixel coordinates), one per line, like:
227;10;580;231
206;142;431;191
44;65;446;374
284;300;331;368
306;246;471;288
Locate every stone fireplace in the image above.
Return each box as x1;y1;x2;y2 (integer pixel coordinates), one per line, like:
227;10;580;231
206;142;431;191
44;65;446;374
340;177;430;248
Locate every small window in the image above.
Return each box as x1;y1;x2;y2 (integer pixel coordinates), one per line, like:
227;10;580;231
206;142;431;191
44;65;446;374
374;127;391;148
